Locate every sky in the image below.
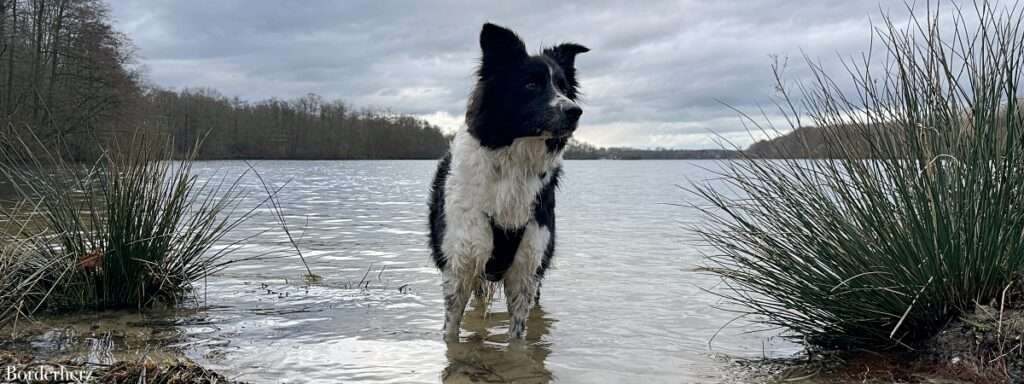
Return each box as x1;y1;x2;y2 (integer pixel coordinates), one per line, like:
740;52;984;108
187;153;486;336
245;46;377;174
105;0;921;149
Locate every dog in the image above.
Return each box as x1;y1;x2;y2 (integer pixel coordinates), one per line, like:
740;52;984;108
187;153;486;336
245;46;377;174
428;22;588;340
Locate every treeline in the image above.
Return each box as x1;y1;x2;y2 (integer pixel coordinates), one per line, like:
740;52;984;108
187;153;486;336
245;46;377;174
744;126;877;158
745;106;1024;159
0;0;450;160
746;124;930;159
564;139;738;160
145;89;449;160
0;0;141;159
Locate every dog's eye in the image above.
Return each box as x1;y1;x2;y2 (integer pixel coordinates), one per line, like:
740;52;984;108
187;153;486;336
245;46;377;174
525;73;546;91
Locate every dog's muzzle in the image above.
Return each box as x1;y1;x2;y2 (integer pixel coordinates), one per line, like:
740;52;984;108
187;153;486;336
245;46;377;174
563;104;582;124
547;101;582;137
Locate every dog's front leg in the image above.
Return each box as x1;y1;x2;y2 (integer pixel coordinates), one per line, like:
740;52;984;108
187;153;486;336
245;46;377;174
439;210;490;340
503;272;538;340
503;223;545;340
441;269;472;340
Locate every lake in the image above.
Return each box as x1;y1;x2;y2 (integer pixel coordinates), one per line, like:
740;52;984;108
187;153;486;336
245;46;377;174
9;160;800;383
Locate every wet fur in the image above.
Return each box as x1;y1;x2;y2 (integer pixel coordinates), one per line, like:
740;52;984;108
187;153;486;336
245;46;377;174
427;23;587;339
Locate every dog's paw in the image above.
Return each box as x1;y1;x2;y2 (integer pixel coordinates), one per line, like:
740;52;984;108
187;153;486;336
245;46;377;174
507;317;528;340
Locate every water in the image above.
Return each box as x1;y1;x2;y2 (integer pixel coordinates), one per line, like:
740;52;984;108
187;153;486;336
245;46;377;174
5;160;801;383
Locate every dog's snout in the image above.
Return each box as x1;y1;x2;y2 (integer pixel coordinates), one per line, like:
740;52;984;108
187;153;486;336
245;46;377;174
563;105;582;123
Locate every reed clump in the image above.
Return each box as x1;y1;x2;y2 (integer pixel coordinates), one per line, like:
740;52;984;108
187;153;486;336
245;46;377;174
0;132;259;324
696;0;1024;357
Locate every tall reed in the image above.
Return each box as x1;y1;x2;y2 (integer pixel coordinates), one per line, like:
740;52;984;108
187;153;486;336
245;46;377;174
0;131;262;323
695;2;1024;350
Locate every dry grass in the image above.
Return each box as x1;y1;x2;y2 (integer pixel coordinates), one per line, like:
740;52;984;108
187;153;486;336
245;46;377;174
0;350;247;384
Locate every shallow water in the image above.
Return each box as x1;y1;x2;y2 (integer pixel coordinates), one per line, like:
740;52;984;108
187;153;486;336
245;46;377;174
5;160;801;383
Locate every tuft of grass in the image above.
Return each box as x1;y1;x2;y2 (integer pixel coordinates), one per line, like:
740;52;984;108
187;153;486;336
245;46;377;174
0;130;266;323
695;1;1024;351
0;200;52;328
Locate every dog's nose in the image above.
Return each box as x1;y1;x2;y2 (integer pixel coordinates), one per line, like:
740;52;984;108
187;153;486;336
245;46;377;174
564;105;583;123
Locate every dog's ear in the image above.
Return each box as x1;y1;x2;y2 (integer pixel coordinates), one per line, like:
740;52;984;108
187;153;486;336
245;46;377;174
479;23;527;74
543;43;589;71
544;43;589;99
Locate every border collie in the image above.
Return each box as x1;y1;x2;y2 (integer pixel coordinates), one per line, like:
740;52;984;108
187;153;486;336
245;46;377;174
428;23;588;340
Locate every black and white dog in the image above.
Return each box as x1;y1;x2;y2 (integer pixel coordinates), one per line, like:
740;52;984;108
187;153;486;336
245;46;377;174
428;23;588;340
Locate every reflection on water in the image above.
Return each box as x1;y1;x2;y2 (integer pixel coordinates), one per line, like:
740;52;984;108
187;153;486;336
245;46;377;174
444;304;553;383
2;160;801;383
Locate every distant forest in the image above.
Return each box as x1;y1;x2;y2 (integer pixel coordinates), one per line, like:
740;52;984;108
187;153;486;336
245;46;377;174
145;89;449;160
0;0;732;161
745;106;1023;159
0;0;450;160
564;140;738;160
744;126;864;158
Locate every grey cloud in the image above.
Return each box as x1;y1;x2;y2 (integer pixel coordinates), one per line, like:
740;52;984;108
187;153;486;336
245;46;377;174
109;0;914;149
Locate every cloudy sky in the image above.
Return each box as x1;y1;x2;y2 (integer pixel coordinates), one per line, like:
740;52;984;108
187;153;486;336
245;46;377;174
106;0;917;149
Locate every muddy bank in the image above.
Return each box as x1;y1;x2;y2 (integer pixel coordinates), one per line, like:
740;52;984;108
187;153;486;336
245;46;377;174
0;309;244;383
730;280;1024;384
1;350;243;384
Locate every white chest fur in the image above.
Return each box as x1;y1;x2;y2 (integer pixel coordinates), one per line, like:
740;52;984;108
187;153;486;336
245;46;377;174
444;130;562;230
